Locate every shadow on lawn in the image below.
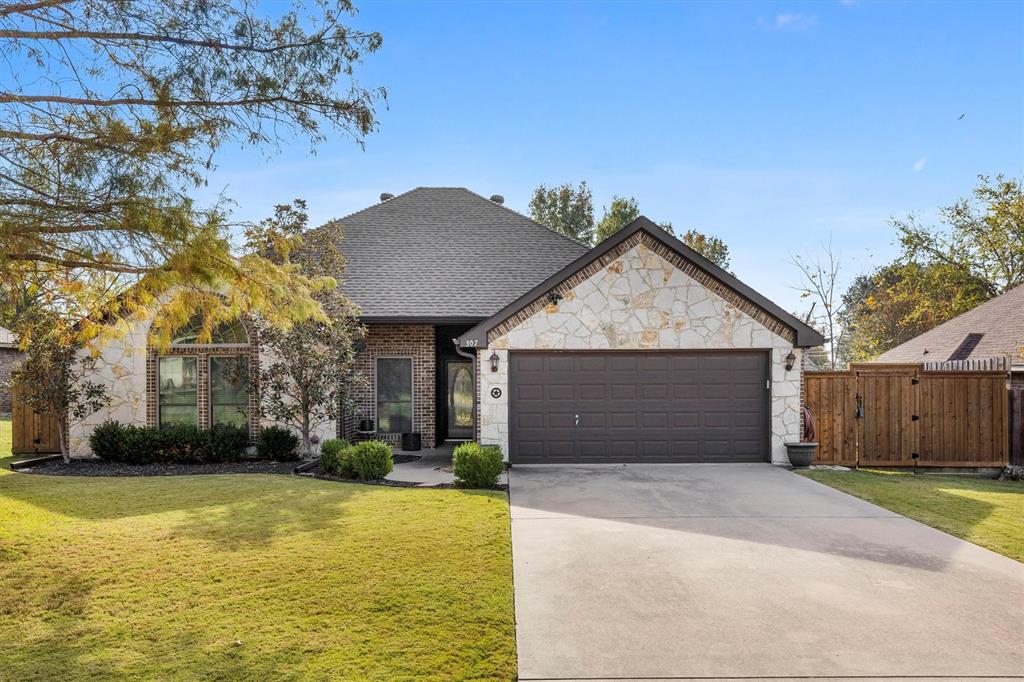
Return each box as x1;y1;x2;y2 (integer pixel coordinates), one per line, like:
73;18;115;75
0;471;384;549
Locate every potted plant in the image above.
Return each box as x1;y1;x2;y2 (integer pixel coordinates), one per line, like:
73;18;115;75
785;406;818;468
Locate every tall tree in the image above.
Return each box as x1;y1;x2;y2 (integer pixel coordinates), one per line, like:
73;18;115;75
893;174;1023;297
595;195;640;243
790;241;844;370
679;229;731;271
837;261;990;363
529;181;594;244
0;0;384;347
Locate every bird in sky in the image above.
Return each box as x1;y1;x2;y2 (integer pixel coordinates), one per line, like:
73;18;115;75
958;113;966;120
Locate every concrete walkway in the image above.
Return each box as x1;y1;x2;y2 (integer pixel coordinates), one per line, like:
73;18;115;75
384;443;508;487
509;464;1024;681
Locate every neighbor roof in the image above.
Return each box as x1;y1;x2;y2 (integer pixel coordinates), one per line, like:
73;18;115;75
316;187;589;321
875;284;1024;366
0;326;16;348
459;217;825;348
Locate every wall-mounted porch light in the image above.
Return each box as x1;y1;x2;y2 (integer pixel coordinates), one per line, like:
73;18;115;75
784;350;796;371
489;351;500;373
546;290;563;305
353;340;367;355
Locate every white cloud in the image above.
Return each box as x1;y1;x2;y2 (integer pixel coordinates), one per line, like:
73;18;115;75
759;13;817;31
913;157;927;173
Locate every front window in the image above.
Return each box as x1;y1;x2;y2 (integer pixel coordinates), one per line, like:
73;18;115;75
171;315;248;346
154;314;253;432
376;357;413;434
210;356;250;429
159;356;198;427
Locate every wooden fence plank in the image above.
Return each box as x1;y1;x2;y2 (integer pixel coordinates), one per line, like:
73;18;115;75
808;364;1008;468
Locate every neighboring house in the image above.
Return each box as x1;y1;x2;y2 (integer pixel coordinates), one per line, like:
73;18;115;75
0;326;23;414
874;284;1024;388
69;187;823;464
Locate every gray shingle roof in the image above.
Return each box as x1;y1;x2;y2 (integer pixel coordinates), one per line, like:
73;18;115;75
875;284;1024;366
318;187;589;320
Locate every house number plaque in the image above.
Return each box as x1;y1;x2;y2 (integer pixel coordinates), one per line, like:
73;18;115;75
490;387;502;399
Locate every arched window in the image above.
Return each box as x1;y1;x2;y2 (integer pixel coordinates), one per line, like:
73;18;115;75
154;314;253;432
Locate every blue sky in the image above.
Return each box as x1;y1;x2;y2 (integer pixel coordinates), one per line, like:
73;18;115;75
204;0;1024;314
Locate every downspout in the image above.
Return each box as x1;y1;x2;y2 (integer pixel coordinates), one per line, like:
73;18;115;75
453;339;478;441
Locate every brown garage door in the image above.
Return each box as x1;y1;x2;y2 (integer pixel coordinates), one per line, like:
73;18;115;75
509;351;769;463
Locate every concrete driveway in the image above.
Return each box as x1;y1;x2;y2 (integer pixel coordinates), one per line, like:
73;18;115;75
509;464;1024;681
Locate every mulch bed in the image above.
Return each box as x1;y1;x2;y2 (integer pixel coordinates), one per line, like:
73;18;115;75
13;458;299;477
308;471;421;487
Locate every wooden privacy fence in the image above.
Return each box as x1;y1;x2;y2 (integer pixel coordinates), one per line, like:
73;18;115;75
1011;387;1024;466
806;363;1009;468
10;382;62;455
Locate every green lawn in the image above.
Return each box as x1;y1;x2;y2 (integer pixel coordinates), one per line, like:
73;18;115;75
1;416;11;458
801;469;1024;562
0;457;516;680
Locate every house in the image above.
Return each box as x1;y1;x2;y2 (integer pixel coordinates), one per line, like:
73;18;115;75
0;326;22;414
874;284;1024;387
69;187;824;464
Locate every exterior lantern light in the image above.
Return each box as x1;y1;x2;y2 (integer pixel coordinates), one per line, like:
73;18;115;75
489;352;500;373
784;350;796;371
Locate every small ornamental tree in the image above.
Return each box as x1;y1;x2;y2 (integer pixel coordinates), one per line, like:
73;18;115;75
255;307;364;457
13;314;109;462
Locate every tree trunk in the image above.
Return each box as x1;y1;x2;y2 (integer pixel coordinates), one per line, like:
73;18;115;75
57;419;69;463
301;406;312;458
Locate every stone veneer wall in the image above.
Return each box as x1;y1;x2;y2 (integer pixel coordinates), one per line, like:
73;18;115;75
478;236;803;465
69;316;152;457
346;324;435;447
69;312;332;458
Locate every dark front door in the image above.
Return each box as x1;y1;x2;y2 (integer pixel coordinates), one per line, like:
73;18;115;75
446;360;474;440
509;351;769;464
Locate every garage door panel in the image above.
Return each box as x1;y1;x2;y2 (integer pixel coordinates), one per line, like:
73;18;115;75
509;351;768;464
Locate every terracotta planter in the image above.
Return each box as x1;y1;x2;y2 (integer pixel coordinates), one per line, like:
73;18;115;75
784;442;817;468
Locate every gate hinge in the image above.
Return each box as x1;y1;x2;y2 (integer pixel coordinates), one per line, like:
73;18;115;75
911;378;920;385
911;415;920;421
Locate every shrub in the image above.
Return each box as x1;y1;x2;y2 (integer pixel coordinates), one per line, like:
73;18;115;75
452;442;505;488
319;438;354;477
89;420;128;462
208;424;250;462
348;440;393;480
160;423;210;463
119;425;163;465
91;421;253;464
256;425;300;461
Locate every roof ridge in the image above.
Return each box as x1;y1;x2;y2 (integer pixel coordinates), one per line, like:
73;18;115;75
311;186;426;231
455;187;591;248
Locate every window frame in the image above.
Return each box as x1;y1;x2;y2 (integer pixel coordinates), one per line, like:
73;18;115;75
375;355;414;435
157;355;200;429
208;353;251;432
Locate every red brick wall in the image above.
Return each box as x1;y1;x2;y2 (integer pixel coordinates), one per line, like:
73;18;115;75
0;347;24;414
346;324;435;446
145;325;260;436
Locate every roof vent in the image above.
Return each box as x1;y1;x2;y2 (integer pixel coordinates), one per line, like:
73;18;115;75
489;194;504;205
380;192;394;202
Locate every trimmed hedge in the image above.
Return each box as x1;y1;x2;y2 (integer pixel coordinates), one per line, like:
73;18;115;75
320;439;353;477
452;442;504;488
319;440;393;481
255;425;300;461
349;440;393;480
88;420;249;464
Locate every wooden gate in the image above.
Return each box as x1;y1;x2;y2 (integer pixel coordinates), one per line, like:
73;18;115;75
805;364;1009;467
10;383;62;455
